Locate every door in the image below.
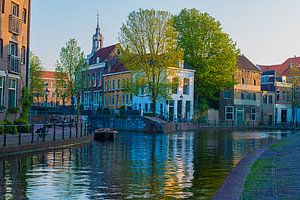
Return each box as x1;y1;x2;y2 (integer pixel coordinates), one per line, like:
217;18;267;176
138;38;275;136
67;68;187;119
168;100;174;121
236;108;244;126
281;109;287;123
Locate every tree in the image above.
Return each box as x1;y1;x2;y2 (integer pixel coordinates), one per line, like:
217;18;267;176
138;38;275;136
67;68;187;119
29;52;44;103
55;38;87;121
119;8;183;114
174;8;239;113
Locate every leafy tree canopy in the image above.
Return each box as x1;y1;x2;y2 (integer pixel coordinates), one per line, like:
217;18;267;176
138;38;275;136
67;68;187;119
174;8;239;111
119;8;183;113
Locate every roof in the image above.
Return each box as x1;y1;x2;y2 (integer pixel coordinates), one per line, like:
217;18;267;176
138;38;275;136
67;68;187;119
259;56;300;75
237;55;261;72
104;61;129;75
89;44;120;65
41;71;56;79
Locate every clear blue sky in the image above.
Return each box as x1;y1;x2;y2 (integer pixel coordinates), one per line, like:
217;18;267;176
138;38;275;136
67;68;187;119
31;0;300;70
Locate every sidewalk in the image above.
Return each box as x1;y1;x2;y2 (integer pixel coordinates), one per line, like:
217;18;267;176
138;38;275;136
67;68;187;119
241;133;300;199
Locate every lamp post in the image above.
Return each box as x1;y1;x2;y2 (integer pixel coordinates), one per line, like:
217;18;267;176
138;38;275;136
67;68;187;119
179;94;183;122
44;82;49;124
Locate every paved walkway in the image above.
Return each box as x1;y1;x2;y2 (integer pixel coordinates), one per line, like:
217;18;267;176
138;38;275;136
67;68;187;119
241;133;300;200
213;147;267;200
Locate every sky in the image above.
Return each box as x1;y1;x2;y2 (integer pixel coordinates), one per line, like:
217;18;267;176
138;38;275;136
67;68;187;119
31;0;300;70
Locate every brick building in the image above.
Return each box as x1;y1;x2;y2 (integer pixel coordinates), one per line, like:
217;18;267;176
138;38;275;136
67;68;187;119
219;55;262;125
33;71;71;107
0;0;31;120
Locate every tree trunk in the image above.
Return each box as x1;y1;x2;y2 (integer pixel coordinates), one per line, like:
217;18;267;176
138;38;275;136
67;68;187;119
76;92;81;125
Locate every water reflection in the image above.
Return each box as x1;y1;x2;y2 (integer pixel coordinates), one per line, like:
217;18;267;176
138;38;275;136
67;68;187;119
0;130;295;200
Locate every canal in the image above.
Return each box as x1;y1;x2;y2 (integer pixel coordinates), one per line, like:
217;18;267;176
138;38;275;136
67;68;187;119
0;130;295;199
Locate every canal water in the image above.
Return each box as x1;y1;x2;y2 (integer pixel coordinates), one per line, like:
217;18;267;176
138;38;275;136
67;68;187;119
0;130;295;200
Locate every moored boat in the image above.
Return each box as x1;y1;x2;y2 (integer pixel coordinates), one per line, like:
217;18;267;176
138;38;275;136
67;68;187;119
94;128;117;141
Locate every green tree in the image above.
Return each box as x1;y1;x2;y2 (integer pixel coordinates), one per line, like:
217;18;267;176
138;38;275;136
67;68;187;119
119;8;182;114
174;8;239;113
30;52;44;103
287;66;300;124
55;38;87;121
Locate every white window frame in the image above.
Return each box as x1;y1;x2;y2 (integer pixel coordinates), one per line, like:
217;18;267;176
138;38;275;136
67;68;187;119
224;90;231;99
8;79;17;108
225;106;234;120
0;76;4;106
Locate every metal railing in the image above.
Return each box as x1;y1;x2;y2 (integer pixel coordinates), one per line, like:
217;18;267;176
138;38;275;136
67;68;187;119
0;121;91;147
9;14;21;35
8;55;21;73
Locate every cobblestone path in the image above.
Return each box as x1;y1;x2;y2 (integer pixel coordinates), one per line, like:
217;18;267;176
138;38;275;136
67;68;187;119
242;133;300;200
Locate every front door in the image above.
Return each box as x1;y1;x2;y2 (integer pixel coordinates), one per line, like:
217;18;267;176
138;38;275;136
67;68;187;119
236;109;244;126
168;100;174;121
177;100;183;120
281;109;287;123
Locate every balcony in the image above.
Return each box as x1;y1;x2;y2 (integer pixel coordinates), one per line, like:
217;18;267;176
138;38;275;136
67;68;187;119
8;55;21;73
9;15;22;35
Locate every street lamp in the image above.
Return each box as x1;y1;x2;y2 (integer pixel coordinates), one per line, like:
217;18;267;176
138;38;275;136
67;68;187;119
44;82;49;124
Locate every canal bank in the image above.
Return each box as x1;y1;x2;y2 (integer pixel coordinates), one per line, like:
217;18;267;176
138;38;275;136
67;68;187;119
214;131;299;200
0;123;93;157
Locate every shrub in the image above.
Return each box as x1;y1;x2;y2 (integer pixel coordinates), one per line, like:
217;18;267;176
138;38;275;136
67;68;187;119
0;120;18;134
15;117;30;133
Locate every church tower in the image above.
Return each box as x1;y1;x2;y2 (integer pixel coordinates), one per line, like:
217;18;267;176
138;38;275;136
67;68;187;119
92;12;104;53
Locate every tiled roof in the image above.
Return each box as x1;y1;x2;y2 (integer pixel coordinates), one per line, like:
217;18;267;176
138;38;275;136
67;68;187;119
89;44;120;65
237;55;261;72
259;56;300;75
41;71;56;79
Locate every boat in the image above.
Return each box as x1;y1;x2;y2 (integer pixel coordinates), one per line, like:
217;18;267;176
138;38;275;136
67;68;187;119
94;128;117;141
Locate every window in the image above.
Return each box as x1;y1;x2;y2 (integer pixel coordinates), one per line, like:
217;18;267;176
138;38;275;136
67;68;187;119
112;95;115;105
225;106;234;120
116;94;119;107
247;93;251;99
97;72;101;86
93;73;96;87
263;95;267;104
117;80;120;90
224;90;231;99
21;46;25;64
183;78;190;95
126;94;129;105
130;94;133;104
51;82;55;88
0;39;3;58
172;77;178;94
241;93;244;99
1;0;4;13
8;79;17;108
287;92;290;102
241;78;245;84
121;79;125;89
276;90;280;102
253;93;256;101
51;93;55;98
253;79;256;86
9;42;18;56
268;95;273;104
122;94;125;105
251;107;256;121
22;8;26;23
112;80;115;90
282;91;286;102
0;77;3;106
11;3;19;17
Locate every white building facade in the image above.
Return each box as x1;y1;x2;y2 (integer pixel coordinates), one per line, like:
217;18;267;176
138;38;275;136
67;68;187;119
132;63;195;121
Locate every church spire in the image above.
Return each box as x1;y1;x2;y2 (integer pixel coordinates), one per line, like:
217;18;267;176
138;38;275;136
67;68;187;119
91;11;104;53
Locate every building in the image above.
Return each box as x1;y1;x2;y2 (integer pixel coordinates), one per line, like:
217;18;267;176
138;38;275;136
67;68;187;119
102;63;132;110
33;71;71;107
132;62;195;121
0;0;31;120
260;71;293;125
219;55;262;125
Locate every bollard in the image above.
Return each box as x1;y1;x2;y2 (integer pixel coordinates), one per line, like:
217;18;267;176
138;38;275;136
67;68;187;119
18;131;21;145
3;132;6;147
53;122;56;141
62;122;65;140
31;124;34;143
76;121;78;138
80;122;83;137
69;122;72;139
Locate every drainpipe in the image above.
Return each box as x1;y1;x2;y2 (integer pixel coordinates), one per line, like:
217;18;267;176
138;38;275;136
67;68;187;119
26;0;31;88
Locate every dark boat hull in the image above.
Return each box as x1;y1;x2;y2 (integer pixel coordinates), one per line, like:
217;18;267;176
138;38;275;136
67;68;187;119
94;129;117;141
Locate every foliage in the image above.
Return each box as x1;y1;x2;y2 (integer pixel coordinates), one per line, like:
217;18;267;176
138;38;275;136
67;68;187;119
14;117;30;133
119;8;183;114
0;120;18;134
7;107;20;114
55;38;88;122
30;52;44;99
174;8;239;113
287;66;300;123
